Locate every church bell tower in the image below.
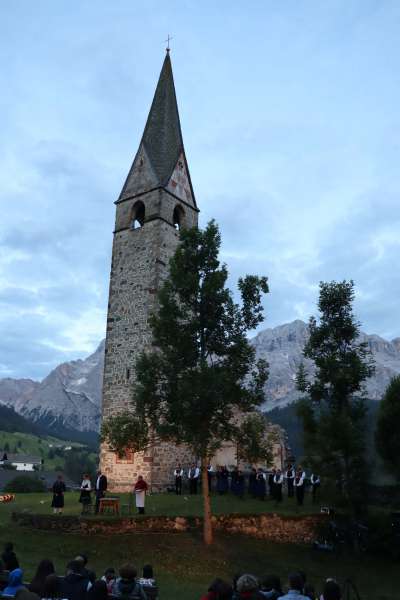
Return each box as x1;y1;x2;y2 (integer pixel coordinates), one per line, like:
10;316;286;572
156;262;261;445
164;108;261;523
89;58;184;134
100;52;199;491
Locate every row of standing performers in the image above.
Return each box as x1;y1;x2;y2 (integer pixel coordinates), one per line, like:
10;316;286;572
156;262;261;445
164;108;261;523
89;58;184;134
174;464;321;505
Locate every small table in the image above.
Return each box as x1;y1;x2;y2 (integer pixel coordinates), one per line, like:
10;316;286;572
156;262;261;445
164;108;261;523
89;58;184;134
99;496;120;515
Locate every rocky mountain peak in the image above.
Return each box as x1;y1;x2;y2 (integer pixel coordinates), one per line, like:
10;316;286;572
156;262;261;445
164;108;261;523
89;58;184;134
0;321;399;434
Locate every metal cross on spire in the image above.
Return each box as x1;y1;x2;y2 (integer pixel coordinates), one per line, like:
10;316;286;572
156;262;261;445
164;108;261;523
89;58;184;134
165;34;173;53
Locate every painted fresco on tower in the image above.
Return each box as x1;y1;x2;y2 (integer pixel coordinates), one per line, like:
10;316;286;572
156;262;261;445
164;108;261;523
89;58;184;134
167;152;194;205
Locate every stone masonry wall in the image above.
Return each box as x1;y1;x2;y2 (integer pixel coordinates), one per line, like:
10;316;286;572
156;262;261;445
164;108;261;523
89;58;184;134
12;512;325;545
101;172;198;492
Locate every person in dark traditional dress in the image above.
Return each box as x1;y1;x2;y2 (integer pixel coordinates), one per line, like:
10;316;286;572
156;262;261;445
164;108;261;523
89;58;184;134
248;468;257;498
236;469;245;499
310;473;320;503
295;467;306;506
188;464;200;495
216;466;229;495
256;469;266;500
94;470;108;514
268;468;276;500
79;474;92;514
285;464;295;498
51;475;66;515
273;469;284;503
174;464;184;495
230;466;239;495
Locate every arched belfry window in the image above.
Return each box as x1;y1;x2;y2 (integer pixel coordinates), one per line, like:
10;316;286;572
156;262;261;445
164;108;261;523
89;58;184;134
130;201;145;229
173;205;185;230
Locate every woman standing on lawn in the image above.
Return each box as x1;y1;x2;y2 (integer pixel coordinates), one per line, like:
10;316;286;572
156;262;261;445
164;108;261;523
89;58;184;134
134;475;148;515
79;473;92;514
51;474;66;514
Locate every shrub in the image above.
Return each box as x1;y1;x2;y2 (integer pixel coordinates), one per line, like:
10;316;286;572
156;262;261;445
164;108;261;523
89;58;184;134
4;475;46;493
2;463;17;471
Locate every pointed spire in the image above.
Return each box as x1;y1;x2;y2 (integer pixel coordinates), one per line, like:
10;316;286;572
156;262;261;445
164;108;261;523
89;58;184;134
119;52;195;205
141;52;184;185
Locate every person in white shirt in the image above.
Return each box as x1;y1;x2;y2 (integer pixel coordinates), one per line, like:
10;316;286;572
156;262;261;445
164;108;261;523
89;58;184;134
94;470;108;514
294;467;306;506
174;464;184;495
79;474;92;514
188;464;200;495
310;473;321;503
285;464;295;498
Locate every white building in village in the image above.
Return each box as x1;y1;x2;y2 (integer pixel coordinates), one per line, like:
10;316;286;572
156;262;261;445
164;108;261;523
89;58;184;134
0;454;42;471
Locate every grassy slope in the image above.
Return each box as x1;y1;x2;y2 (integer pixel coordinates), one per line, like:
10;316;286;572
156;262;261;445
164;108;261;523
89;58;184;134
0;493;397;600
0;431;94;471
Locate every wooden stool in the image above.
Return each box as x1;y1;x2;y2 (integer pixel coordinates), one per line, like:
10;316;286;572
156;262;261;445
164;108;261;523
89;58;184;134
99;497;120;515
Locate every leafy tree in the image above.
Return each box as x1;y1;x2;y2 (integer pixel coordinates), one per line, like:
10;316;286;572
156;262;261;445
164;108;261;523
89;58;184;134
236;414;275;466
296;281;374;510
4;442;10;453
375;375;400;482
64;448;96;484
102;221;269;544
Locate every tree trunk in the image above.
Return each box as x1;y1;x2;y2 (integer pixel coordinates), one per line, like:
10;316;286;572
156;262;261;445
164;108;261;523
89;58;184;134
201;456;213;545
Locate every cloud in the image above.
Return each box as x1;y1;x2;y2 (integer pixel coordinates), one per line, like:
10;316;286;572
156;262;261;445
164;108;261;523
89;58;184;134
0;1;399;378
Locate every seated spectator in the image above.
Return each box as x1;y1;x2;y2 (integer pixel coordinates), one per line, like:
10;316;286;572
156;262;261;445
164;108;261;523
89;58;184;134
303;583;316;600
42;574;64;600
260;575;282;599
29;560;55;597
2;568;25;597
138;565;156;587
278;573;310;600
15;590;39;600
74;555;96;584
232;574;242;596
236;574;264;599
320;580;341;600
111;564;146;599
0;559;9;592
100;568;116;594
87;581;108;600
138;565;158;599
2;544;19;573
58;560;91;600
201;578;233;599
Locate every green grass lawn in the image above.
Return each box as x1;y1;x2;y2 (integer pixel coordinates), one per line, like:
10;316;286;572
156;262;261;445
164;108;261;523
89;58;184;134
0;492;397;600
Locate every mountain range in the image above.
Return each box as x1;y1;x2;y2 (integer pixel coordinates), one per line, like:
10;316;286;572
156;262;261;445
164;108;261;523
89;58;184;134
1;320;399;436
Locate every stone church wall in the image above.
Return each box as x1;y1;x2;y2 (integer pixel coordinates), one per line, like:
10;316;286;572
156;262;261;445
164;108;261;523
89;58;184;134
101;187;198;492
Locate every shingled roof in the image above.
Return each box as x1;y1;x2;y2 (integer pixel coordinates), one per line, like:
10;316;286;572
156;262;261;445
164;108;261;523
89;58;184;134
119;52;195;203
141;52;184;185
